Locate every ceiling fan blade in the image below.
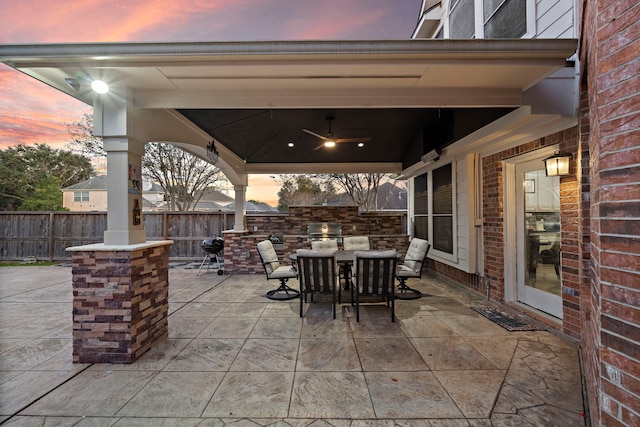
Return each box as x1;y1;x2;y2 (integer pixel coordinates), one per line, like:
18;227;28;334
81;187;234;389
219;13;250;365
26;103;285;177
302;128;327;140
335;137;372;143
313;143;325;151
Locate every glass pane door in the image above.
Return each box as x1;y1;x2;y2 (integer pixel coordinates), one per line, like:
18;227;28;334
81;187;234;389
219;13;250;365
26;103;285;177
517;165;562;318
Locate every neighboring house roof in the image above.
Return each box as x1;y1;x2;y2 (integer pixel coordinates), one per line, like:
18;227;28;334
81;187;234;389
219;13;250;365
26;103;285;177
222;201;278;212
199;188;234;203
62;175;108;191
193;201;227;211
377;182;407;210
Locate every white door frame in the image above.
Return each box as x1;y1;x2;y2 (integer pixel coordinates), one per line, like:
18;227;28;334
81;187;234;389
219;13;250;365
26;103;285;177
503;146;558;304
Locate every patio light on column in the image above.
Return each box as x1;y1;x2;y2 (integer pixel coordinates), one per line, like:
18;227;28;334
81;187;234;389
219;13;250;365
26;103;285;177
543;151;573;176
91;79;109;94
206;140;219;164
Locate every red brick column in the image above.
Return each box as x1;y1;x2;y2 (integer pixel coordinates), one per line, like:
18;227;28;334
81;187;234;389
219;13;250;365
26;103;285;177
68;241;172;363
578;0;640;424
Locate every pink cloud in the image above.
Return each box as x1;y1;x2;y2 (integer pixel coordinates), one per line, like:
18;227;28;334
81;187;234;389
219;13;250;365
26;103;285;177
0;0;421;155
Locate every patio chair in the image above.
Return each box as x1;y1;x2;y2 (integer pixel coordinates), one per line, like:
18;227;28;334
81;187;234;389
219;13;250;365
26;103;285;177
539;240;561;277
351;250;398;322
339;236;371;287
343;236;371;251
395;238;430;300
295;249;339;319
257;240;300;300
311;239;339;251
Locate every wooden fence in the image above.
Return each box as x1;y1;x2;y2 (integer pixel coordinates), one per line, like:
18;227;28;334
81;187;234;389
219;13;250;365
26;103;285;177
0;211;235;262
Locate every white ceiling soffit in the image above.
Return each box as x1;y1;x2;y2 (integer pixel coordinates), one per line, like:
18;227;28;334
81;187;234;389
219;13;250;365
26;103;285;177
0;39;577;110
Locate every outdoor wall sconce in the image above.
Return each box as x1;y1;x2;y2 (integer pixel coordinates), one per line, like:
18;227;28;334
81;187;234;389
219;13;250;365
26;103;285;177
64;77;81;91
206;140;219;164
544;151;573;176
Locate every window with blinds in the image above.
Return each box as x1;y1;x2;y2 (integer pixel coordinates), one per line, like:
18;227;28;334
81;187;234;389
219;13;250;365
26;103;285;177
449;0;528;39
484;0;526;38
74;191;89;202
449;0;475;38
414;173;429;241
432;163;454;253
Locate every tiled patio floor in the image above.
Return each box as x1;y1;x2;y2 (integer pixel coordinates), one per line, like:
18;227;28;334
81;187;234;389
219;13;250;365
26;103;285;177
0;265;587;426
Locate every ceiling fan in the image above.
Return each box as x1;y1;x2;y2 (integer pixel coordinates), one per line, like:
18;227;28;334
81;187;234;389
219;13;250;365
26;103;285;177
302;116;371;150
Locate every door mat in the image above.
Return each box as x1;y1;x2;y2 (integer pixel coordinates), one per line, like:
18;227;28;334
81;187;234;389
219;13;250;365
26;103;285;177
471;307;543;332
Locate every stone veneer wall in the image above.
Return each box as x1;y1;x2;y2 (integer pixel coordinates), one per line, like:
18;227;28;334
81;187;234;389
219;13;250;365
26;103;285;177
224;206;408;274
71;244;170;363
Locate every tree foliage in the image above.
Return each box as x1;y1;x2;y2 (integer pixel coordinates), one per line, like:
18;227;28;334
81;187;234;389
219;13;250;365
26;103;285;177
321;173;385;212
142;142;225;211
67;113;105;158
275;175;337;211
0;144;93;211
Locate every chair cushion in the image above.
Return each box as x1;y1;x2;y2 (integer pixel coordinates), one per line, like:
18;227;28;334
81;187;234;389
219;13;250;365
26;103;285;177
403;238;429;272
270;265;298;279
343;236;371;251
296;249;337;257
257;240;279;273
354;250;396;259
311;240;339;251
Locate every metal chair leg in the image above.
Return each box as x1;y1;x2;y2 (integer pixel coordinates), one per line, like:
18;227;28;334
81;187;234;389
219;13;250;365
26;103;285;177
266;278;300;300
395;277;422;300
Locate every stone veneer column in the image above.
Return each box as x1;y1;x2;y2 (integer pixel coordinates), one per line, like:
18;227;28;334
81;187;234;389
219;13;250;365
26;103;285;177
67;240;172;363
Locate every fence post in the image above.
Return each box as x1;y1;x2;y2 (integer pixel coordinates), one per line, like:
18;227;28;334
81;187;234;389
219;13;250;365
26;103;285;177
163;212;168;240
48;212;55;261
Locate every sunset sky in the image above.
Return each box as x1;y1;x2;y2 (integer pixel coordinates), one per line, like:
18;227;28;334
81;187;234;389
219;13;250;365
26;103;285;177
0;0;421;204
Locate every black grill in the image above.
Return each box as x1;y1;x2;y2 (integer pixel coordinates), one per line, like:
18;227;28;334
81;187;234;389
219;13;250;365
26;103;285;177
198;237;224;276
202;237;224;254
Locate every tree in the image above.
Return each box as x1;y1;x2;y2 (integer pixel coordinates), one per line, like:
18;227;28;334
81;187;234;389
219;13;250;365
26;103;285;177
275;175;337;211
0;144;93;210
142;142;225;211
67;113;229;211
67;113;105;158
21;177;68;211
323;173;385;212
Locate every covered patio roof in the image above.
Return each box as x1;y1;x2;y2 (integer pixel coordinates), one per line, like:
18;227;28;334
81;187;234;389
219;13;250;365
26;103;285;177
0;39;577;179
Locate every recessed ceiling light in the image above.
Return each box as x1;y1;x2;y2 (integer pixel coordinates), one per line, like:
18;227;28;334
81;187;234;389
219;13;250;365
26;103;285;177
288;142;295;148
357;142;365;148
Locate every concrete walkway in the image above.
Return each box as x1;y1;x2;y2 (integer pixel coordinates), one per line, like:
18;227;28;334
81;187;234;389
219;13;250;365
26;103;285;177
0;265;587;426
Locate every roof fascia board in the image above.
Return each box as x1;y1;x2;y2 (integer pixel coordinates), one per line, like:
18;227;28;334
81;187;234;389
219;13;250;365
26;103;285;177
0;39;578;63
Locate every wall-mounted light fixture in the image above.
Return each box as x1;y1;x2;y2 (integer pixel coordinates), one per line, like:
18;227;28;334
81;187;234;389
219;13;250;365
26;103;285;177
544;151;573;176
64;77;81;91
206;140;219;164
421;148;441;163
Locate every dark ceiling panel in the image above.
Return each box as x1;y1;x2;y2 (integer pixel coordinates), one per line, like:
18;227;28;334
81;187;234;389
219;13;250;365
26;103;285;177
179;107;515;166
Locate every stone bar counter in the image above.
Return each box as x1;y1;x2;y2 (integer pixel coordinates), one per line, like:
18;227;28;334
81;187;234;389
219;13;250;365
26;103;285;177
67;240;173;363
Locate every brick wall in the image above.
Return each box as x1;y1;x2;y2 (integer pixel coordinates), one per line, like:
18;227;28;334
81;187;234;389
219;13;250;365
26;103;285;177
580;0;640;425
71;244;170;363
224;206;408;274
481;129;581;335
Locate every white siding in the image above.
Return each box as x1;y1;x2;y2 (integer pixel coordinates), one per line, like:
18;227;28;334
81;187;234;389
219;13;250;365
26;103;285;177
456;155;470;272
536;0;574;38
